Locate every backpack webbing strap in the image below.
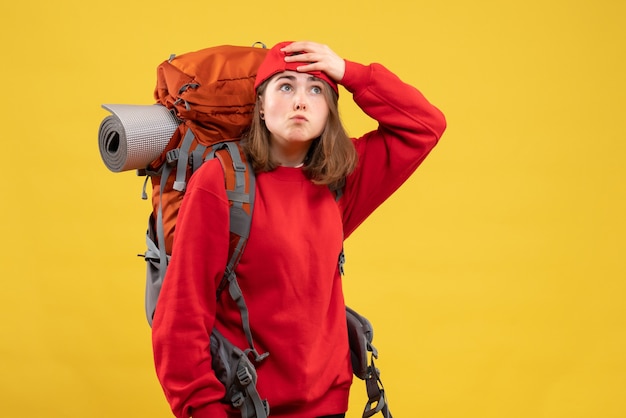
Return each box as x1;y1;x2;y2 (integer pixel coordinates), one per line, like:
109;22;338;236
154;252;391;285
156;161;174;283
173;127;195;191
211;328;270;418
226;271;267;362
363;357;392;418
149;130;206;321
210;142;268;364
150;128;195;290
219;142;254;240
232;361;270;418
190;144;207;173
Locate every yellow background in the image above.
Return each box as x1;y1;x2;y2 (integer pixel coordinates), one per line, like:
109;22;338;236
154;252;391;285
1;0;624;417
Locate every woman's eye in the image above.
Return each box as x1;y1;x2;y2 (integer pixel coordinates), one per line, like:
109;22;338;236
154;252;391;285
279;84;293;92
311;86;322;94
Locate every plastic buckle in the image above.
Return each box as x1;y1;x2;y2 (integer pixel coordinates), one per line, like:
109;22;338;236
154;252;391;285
166;148;180;165
237;365;252;386
231;392;244;408
178;83;199;95
338;250;346;275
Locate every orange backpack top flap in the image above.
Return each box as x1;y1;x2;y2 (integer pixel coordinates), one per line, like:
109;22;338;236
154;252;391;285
154;44;268;144
147;44;266;255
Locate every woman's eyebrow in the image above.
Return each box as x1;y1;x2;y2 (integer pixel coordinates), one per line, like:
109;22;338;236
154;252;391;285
275;74;296;82
275;74;323;84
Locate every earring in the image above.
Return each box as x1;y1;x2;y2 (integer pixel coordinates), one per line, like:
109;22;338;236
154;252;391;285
260;111;265;120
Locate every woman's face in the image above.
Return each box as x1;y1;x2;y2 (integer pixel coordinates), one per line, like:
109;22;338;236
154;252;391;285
260;71;330;152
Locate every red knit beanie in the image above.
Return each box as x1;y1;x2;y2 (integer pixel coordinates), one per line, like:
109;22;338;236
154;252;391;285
254;41;339;95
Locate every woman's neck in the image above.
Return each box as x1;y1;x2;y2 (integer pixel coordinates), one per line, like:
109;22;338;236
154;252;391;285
270;141;310;167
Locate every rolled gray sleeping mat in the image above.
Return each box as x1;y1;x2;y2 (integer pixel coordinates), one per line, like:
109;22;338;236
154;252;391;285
98;104;180;172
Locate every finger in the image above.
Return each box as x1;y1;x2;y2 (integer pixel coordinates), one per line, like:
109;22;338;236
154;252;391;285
284;51;321;64
280;41;318;54
287;57;331;74
290;62;321;73
280;42;344;81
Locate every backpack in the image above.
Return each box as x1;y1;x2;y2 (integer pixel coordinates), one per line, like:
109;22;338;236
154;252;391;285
100;43;391;418
143;44;271;417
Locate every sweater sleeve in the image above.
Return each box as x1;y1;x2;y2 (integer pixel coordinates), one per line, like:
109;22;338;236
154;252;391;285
151;159;231;418
339;60;447;238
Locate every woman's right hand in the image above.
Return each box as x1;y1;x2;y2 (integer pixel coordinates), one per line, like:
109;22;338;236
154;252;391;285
281;41;346;83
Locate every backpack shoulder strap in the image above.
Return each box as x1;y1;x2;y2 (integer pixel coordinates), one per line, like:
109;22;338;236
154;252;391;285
208;142;254;291
210;142;268;363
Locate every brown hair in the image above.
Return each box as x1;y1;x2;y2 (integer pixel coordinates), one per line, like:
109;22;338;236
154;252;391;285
241;78;358;188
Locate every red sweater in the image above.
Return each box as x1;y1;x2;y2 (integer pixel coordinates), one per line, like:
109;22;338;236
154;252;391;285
152;60;446;418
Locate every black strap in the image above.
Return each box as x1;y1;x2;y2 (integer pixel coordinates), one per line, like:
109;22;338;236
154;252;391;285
363;356;392;418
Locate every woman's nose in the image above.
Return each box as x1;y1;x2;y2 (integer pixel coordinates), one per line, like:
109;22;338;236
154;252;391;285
293;91;307;110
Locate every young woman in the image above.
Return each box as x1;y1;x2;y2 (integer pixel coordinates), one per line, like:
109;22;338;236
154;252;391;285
152;40;447;418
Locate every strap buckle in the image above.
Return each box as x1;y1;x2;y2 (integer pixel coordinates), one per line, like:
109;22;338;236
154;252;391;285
166;148;179;165
230;392;244;408
236;365;253;387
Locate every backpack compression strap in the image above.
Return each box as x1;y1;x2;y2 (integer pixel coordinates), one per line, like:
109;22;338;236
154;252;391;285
148;127;196;301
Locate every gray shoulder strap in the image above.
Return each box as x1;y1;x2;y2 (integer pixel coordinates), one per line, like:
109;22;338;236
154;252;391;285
210;142;266;363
